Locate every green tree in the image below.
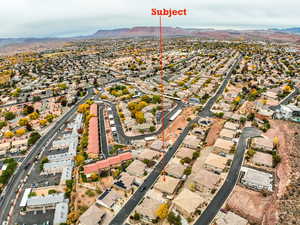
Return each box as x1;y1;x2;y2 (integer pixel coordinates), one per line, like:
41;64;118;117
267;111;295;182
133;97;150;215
4;112;16;120
28;132;41;146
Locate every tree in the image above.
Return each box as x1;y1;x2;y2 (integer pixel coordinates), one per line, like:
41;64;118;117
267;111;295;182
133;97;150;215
29;112;39;120
192;151;200;160
135;111;145;124
19;118;29;126
155;203;169;219
233;96;241;105
32;96;41;102
132;212;140;221
273;136;279;149
39;119;48;127
28;132;41;146
184;167;192;175
149;126;156;132
45;114;55;123
247;113;255;121
4;112;16;121
283;85;292;93
246;149;256;158
48;189;57;195
22;105;34;115
90;173;99;181
75;154;85;165
273;154;281;167
4;131;14;138
167;212;182;225
189;182;196;192
15;128;26;136
77;104;89;113
0;121;7;129
58;83;68;90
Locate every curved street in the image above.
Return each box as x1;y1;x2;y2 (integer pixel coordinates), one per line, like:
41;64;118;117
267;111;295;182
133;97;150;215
0;88;94;224
109;54;242;225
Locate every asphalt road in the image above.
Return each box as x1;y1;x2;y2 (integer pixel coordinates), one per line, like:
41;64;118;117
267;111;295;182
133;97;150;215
109;118;196;225
98;104;109;158
105;100;185;144
0;88;93;224
269;87;299;111
108;55;242;225
194;127;261;225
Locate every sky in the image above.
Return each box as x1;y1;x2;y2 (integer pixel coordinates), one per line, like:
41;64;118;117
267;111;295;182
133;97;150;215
0;0;299;38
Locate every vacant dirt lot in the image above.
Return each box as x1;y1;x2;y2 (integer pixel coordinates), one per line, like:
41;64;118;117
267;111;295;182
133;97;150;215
226;186;272;224
262;120;300;225
205;119;225;146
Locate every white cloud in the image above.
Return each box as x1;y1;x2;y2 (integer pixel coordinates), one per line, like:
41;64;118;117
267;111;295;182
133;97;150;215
0;0;299;37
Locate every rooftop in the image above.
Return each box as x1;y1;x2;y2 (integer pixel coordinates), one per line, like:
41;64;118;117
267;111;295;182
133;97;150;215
215;211;248;225
135;197;161;220
78;204;106;225
27;193;65;207
252;151;273;167
204;153;228;170
84;152;132;174
173;188;204;215
154;175;181;195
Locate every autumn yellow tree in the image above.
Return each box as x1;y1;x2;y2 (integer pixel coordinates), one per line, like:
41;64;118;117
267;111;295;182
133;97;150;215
18;118;29;126
4;131;14;138
283;85;292;93
135;111;145;124
15;128;26;136
233;96;241;105
77;104;90;113
29;112;39;120
156;203;169;220
75;154;85;165
90;173;99;181
39;119;48;127
273;136;279;149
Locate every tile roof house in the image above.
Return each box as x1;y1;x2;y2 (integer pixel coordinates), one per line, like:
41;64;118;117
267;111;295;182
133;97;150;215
135;197;161;222
165;161;186;179
137;149;160;161
87;113;100;158
96;188;122;209
251;136;274;151
78;204;106;225
251;151;273;168
113;172;135;192
84;152;132;175
173;188;205;217
204;153;228;173
154;175;181;195
183;135;200;150
213;138;235;153
126;160;146;177
215;211;248;225
192;169;221;191
175;147;195;160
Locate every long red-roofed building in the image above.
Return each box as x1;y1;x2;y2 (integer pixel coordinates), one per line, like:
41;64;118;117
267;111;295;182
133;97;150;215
84;152;133;176
87;104;100;158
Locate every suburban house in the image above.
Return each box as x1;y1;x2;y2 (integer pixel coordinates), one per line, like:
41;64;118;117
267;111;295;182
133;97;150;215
172;188;205;217
83;152;133;176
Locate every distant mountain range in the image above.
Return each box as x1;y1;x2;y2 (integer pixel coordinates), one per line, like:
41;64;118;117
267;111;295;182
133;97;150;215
88;26;300;43
0;26;299;55
269;27;300;34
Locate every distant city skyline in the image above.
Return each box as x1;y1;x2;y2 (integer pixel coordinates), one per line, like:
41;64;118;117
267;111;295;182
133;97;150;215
0;0;299;38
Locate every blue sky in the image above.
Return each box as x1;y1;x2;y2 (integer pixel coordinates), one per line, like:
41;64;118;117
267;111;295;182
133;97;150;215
0;0;299;38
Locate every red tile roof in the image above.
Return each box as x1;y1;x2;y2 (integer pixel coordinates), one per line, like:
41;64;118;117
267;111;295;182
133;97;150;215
90;104;98;115
87;105;100;155
84;152;133;174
